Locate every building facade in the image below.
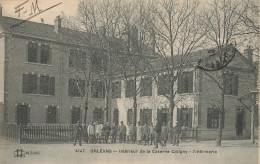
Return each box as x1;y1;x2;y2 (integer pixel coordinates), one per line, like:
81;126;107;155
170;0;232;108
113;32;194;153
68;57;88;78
0;8;257;140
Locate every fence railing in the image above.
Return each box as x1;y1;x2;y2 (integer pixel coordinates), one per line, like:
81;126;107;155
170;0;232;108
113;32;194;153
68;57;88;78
0;123;199;144
0;123;21;143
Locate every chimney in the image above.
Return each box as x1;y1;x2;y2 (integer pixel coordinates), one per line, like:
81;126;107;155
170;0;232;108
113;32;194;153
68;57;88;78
98;26;106;36
244;46;253;63
41;18;44;24
54;16;62;33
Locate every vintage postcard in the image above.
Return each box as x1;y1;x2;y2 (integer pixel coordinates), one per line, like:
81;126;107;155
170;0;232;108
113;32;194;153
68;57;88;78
0;0;259;164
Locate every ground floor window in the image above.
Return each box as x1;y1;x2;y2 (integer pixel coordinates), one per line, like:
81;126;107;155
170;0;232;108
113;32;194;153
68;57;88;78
71;107;81;124
140;109;152;125
177;108;192;127
157;108;169;125
17;104;29;125
93;108;103;123
207;108;224;129
46;106;57;123
113;109;119;125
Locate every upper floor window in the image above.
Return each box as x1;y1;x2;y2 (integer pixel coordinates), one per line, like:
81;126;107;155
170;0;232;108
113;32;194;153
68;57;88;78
91;81;105;98
112;81;121;99
140;77;152;97
223;73;238;96
125;79;135;98
178;71;193;94
22;73;55;95
91;53;108;71
158;75;170;96
69;50;86;69
68;79;85;97
27;43;51;64
46;106;57;123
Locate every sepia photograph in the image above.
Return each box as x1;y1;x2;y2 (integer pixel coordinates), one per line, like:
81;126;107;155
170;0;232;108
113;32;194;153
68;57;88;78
0;0;259;164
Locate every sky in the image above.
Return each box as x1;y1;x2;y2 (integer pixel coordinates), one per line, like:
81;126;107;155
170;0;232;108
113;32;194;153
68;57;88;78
0;0;79;25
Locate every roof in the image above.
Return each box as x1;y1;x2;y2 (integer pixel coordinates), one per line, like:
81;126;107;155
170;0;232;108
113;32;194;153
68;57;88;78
1;16;127;51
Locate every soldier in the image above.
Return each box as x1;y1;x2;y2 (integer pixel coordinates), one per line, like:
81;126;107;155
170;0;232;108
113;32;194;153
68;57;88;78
111;123;118;143
161;122;168;146
73;121;83;146
173;121;181;146
149;122;154;145
88;122;95;144
154;118;164;149
142;123;150;146
103;122;111;143
119;121;126;143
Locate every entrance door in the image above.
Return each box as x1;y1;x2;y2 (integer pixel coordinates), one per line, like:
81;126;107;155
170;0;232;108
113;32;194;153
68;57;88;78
236;110;244;136
17;104;29;125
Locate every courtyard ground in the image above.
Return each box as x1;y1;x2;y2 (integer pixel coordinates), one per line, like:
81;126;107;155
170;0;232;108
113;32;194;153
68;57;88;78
0;139;258;164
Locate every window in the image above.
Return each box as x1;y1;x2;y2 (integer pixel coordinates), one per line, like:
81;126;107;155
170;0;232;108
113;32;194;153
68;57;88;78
27;43;51;64
40;75;55;95
223;73;238;96
158;75;170;96
23;74;55;95
177;108;192;127
178;71;193;94
28;43;38;63
207;108;224;129
113;109;119;125
69;50;86;69
112;81;121;98
71;107;81;124
91;81;105;98
140;77;152;97
91;54;102;71
46;106;57;123
22;74;37;94
140;109;152;125
69;79;85;97
40;45;51;64
17;104;29;125
93;108;103;123
127;109;133;125
125;80;135;98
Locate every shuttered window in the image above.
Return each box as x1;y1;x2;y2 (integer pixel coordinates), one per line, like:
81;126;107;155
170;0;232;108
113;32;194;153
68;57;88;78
177;108;193;127
207;108;225;129
71;107;81;124
113;109;119;125
140;109;152;125
158;75;170;95
91;81;105;98
69;79;85;97
223;73;238;96
112;81;121;98
127;109;133;125
93;108;103;123
125;80;135;98
46;106;57;123
178;71;193;94
140;77;152;97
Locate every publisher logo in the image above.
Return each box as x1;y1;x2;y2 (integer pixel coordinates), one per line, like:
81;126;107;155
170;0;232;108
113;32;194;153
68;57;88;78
14;149;25;157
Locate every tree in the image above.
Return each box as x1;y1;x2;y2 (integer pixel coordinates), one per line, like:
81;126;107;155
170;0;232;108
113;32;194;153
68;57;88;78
198;0;257;146
143;0;205;124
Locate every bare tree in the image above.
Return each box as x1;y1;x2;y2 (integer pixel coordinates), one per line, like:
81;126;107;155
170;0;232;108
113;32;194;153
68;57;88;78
143;0;205;124
198;0;257;146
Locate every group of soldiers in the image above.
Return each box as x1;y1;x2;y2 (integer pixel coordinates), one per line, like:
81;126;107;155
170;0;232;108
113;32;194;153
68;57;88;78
73;118;183;149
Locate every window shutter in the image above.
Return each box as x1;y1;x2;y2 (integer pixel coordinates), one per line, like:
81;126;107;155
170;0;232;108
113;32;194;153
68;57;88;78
207;109;211;128
177;76;182;94
49;77;55;95
140;109;144;125
49;46;52;64
177;108;182;124
188;108;192;127
22;74;29;93
188;72;193;93
233;75;238;96
148;109;152;125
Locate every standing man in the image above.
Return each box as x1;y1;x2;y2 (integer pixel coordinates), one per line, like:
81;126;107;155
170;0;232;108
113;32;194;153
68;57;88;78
149;122;154;145
95;121;103;143
173;121;181;146
154;118;164;149
136;121;142;145
73;121;83;146
168;122;173;144
82;123;88;144
126;122;131;144
142;123;150;146
111;123;118;143
119;121;126;143
88;122;95;144
161;122;168;146
129;123;136;144
103;122;111;143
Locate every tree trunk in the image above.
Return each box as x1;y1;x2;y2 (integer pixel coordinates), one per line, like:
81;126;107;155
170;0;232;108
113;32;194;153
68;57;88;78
216;87;224;146
84;91;89;125
104;87;110;123
169;85;175;125
133;96;137;126
250;93;255;144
